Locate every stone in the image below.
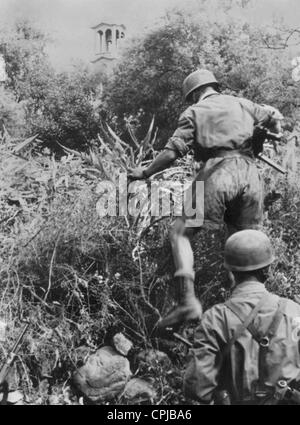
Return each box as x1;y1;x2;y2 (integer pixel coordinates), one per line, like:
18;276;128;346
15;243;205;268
73;346;132;402
112;333;133;356
0;390;24;405
124;378;156;402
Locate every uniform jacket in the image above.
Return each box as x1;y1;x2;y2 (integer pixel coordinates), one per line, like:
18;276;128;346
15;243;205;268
184;281;300;404
165;93;274;161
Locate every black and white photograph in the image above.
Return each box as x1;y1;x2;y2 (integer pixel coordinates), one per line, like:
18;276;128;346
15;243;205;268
0;0;300;410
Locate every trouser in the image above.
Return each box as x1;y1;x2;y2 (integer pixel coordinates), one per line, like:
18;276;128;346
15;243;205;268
171;154;264;276
159;155;264;329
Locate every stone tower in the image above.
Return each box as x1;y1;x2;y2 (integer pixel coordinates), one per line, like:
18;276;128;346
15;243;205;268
91;21;126;72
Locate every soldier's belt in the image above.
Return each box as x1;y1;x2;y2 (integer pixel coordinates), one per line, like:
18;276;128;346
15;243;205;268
205;149;253;160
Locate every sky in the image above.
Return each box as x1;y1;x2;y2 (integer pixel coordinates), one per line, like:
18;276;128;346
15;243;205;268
0;0;299;69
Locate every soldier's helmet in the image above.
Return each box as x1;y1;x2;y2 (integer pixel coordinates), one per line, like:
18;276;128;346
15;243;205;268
224;230;275;272
183;69;219;102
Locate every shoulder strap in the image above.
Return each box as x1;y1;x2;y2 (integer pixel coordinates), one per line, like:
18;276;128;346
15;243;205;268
225;292;271;350
226;295;288;390
257;298;287;387
267;298;287;338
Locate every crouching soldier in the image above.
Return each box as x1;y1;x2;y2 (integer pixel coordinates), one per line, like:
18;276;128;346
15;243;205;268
184;230;300;405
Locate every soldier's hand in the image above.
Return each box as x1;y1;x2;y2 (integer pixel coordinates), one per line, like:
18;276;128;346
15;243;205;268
128;167;147;181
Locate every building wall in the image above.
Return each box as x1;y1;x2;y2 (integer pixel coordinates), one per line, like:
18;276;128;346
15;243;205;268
91;22;126;73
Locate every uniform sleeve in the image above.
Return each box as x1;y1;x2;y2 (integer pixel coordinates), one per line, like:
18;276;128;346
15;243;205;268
183;307;227;403
239;98;275;126
164;108;195;157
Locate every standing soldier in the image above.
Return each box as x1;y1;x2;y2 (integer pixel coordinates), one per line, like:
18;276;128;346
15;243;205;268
184;230;300;405
129;69;283;330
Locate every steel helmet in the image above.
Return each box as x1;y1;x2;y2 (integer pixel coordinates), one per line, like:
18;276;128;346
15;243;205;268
183;69;219;102
224;230;275;272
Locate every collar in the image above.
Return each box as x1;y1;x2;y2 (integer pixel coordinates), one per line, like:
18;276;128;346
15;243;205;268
198;91;220;102
231;281;267;298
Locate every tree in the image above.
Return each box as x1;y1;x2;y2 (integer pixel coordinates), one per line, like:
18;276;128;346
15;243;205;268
105;9;300;144
29;65;102;149
0;21;103;149
0;20;53;102
0;86;26;136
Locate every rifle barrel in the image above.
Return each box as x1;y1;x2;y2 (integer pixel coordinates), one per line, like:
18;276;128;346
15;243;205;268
257;154;287;175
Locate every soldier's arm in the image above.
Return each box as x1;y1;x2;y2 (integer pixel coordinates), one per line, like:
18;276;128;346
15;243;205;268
240;98;283;133
146;108;195;176
183;306;226;404
164;108;195;158
128;149;178;180
142;149;178;178
129;108;195;180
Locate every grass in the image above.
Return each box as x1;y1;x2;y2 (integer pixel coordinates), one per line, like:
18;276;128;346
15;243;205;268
0;127;300;404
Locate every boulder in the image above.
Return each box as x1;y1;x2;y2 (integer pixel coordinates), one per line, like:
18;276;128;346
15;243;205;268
73;346;132;402
124;378;156;402
112;333;133;356
0;390;24;405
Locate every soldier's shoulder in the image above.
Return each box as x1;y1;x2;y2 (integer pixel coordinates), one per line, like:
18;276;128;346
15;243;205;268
218;94;253;108
179;106;194;120
198;303;229;336
202;302;228;323
233;95;254;106
282;297;300;315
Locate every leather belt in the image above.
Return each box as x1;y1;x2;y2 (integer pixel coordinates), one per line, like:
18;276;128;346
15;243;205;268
205;149;254;160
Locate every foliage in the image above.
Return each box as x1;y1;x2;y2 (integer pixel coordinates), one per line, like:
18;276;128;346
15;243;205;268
105;9;300;143
0;20;52;103
1;2;300;406
0;86;26;136
0;21;103;149
28;66;102;150
1;120;300;404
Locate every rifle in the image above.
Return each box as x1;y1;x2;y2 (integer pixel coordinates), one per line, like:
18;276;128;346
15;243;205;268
252;126;287;175
0;322;30;399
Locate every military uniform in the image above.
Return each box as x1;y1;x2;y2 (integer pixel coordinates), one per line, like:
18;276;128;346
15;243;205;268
184;281;300;404
165;93;275;231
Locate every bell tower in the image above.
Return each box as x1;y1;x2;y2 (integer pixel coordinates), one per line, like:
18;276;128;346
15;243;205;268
91;21;126;72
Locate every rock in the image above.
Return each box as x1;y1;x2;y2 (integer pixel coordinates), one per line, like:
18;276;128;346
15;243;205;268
48;394;60;405
137;349;171;367
124;378;156;402
113;333;133;356
0;390;24;405
73;346;132;402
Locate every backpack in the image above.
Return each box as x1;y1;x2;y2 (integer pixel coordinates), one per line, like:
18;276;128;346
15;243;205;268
224;293;300;405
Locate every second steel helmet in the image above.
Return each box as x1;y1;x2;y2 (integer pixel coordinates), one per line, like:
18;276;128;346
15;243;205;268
183;69;219;102
224;230;275;272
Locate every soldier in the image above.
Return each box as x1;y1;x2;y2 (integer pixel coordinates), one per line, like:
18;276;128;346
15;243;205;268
184;230;300;405
129;69;283;330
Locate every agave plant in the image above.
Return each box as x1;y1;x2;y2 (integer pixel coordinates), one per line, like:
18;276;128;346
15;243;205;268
57;117;158;183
